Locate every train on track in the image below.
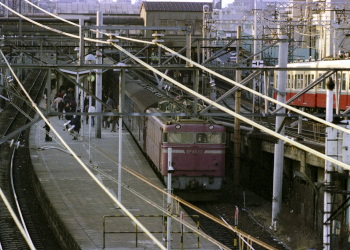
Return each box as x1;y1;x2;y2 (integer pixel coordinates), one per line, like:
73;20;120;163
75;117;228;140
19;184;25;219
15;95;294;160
274;59;350;112
124;81;226;200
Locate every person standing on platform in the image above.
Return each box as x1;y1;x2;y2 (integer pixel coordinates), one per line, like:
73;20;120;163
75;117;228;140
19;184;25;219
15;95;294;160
43;120;52;142
64;102;73;121
69;111;81;140
57;99;64;120
110;107;118;132
88;104;96;127
104;94;115;129
53;95;63;111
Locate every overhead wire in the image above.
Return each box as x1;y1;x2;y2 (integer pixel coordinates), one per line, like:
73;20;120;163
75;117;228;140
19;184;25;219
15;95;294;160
20;1;350;139
0;4;166;248
4;1;350;247
0;188;36;250
110;42;350;172
0;48;166;250
78;158;231;250
89;140;275;249
23;0;80;27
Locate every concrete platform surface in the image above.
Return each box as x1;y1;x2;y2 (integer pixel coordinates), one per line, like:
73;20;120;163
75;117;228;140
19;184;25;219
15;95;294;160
29;113;220;250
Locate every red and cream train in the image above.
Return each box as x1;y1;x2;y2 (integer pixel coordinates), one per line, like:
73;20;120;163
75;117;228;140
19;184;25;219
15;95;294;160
274;59;350;112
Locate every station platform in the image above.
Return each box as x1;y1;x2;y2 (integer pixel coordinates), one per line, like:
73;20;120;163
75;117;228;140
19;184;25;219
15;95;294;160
29;112;220;250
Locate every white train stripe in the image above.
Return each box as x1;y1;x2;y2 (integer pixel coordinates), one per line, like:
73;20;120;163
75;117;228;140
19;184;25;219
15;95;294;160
162;149;224;154
172;149;185;153
204;150;224;154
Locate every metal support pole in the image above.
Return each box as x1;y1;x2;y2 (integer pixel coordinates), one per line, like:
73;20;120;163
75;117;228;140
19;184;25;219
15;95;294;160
197;40;201;64
118;69;125;202
264;71;269;114
167;148;173;250
271;35;288;229
186;30;192;67
79;19;85;140
323;78;335;250
47;68;51;113
193;70;199;113
89;69;92;163
233;26;242;200
95;11;103;138
298;108;304;135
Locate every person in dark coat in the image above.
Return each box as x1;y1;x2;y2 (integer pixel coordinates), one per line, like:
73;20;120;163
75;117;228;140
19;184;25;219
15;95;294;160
43;121;52;142
57;99;65;120
64;102;73;121
69;112;81;140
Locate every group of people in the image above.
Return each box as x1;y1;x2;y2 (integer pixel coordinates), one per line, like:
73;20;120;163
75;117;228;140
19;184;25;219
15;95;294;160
48;86;81;140
44;88;120;142
52;87;77;121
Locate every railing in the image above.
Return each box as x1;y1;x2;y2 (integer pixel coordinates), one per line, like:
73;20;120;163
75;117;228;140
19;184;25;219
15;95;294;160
102;214;200;249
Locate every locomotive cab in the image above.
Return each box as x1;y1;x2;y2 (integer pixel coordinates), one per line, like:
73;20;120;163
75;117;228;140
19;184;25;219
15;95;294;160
158;121;226;191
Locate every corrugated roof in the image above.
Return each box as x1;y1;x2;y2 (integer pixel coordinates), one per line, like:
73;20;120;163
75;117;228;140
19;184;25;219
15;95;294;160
142;1;212;12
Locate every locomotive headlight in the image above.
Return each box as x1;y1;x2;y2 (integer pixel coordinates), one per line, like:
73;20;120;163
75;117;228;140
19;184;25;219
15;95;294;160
208;125;214;130
175;124;181;129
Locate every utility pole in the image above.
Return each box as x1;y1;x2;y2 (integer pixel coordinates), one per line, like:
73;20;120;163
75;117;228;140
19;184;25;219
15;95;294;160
233;26;242;200
271;35;288;230
323;78;335;250
95;11;103;138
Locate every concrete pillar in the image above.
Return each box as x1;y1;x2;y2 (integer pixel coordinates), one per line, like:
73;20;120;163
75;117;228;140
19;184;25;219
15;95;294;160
118;69;125;202
233;26;242;200
79;19;85;140
186;30;192;67
95;11;103;138
271;35;288;229
323;78;335;250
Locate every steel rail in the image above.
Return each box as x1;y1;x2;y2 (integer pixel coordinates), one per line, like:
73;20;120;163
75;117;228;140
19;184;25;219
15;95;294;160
10;143;35;248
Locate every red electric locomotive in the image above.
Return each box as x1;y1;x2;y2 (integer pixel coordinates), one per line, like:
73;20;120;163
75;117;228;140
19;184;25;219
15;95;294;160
124;81;226;200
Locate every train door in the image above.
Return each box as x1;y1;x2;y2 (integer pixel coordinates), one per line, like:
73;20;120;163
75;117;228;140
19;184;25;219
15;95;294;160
305;73;316;107
296;73;305;106
316;72;327;108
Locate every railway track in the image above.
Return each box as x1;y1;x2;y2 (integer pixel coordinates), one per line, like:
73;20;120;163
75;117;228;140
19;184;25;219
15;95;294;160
0;69;62;249
184;201;291;250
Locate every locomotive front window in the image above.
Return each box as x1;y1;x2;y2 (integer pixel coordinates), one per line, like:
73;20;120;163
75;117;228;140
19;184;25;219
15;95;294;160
196;132;225;144
164;132;225;144
166;132;194;144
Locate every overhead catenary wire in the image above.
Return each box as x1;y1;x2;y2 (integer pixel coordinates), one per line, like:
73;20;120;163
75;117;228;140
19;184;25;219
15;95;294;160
0;188;36;250
36;127;264;249
6;0;350;203
110;42;350;172
0;49;166;250
87;141;277;249
3;3;350;248
23;0;80;27
79;158;232;250
19;0;350;137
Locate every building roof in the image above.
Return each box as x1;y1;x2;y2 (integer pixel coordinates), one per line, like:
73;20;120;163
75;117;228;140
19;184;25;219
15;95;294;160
141;1;213;12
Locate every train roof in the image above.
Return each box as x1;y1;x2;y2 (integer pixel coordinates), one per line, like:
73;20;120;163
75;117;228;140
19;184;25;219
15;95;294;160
125;81;161;112
287;59;350;69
